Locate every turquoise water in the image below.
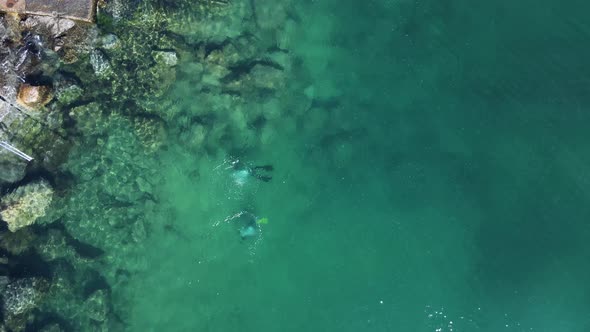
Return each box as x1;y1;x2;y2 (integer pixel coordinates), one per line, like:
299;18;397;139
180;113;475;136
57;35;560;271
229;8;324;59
36;0;590;331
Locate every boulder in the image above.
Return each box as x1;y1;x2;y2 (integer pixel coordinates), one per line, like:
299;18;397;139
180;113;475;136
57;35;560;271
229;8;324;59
3;277;48;331
3;278;44;315
16;84;53;110
0;180;54;232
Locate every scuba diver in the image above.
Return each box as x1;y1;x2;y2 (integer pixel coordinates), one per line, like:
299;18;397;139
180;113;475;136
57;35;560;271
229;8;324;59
231;161;274;185
249;165;274;182
238;212;259;239
223;160;273;243
221;210;267;240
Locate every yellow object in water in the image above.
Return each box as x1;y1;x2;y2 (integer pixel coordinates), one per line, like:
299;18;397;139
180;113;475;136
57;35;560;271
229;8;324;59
256;217;269;225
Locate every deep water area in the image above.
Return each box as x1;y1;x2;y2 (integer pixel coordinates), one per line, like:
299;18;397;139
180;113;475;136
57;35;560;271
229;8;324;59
2;0;590;331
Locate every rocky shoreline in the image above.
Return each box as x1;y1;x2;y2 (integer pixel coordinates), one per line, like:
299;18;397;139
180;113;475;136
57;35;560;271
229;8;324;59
0;0;317;330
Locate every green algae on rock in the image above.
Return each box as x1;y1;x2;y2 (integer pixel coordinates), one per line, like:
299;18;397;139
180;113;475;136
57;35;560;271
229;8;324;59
0;227;37;255
0;180;54;232
2;277;49;332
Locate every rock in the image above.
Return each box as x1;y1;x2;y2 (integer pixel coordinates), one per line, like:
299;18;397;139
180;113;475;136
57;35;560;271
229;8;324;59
3;278;47;316
135;177;152;194
21;17;76;39
132;117;166;152
152;50;178;67
84;289;108;322
0;228;37;255
68;102;102;134
90;49;111;77
0;180;54;232
36;229;73;262
55;83;83;105
55;24;98;62
131;218;147;243
16;84;53;110
60;48;80;64
250;64;285;90
100;34;120;50
3;277;48;331
0;150;27;185
202;64;229;87
8;0;95;23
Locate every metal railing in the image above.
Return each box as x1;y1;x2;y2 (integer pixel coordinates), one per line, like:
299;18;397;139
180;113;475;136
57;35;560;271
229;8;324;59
0;141;33;162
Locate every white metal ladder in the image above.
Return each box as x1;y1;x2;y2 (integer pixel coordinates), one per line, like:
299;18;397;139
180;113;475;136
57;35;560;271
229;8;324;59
0;141;33;162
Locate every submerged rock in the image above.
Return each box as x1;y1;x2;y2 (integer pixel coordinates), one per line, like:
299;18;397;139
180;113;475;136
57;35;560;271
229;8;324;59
0;228;37;255
152;50;178;67
54;82;84;105
0;150;28;185
249;64;285;90
132;117;167;153
0;180;54;232
100;33;120;50
3;277;49;331
36;229;76;262
84;289;109;322
3;278;46;316
90;49;112;77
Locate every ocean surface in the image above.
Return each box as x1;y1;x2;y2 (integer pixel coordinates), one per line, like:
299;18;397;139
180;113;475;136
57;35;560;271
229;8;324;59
91;0;590;331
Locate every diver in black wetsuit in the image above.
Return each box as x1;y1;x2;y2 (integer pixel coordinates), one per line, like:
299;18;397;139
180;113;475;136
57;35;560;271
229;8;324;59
231;159;274;183
249;165;273;182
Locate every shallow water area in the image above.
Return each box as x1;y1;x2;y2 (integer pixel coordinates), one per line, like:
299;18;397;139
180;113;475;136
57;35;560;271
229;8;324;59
124;0;590;331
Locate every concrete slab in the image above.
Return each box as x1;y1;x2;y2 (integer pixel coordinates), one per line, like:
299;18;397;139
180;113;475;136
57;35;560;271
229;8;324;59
0;0;96;22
